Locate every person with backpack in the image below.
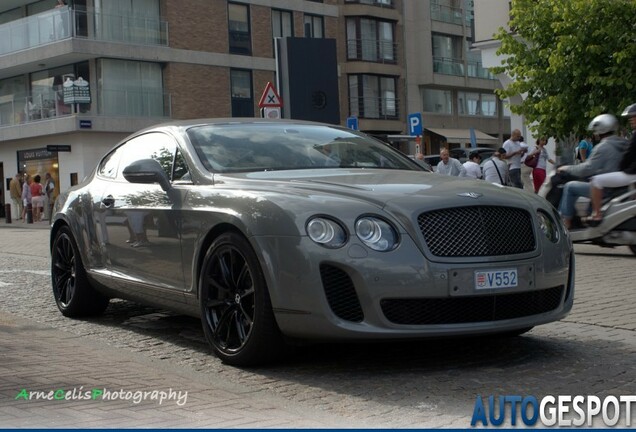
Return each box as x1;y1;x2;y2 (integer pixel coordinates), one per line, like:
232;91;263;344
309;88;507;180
576;135;593;162
482;148;509;185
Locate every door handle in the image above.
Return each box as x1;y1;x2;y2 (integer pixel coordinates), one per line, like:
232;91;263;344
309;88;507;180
101;195;115;208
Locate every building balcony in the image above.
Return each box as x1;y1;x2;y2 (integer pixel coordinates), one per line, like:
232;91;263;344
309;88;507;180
430;4;464;26
433;56;464;76
0;6;168;58
467;60;496;80
0;89;171;133
345;0;395;9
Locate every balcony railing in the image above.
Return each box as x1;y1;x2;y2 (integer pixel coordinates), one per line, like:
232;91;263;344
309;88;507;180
345;0;395;8
0;89;171;129
0;92;74;127
433;57;464;76
467;61;496;80
430;4;464;25
349;97;399;120
347;39;397;64
0;6;168;57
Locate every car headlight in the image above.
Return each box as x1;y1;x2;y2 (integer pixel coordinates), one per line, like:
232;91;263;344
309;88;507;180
355;217;399;251
306;217;347;248
537;210;559;243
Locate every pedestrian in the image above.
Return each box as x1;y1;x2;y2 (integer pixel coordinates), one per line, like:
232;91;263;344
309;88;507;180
527;137;556;193
436;148;466;176
518;136;534;192
9;173;23;220
462;151;482;179
585;103;636;225
557;114;628;229
30;175;45;222
44;172;56;220
21;175;32;222
576;135;594;163
502;129;527;188
414;153;431;170
482;148;509;185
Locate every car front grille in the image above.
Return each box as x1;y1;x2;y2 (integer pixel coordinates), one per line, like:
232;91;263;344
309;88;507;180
320;264;364;323
418;206;536;257
380;286;564;325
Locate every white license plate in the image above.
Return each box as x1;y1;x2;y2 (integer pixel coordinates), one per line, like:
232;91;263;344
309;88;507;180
475;269;518;289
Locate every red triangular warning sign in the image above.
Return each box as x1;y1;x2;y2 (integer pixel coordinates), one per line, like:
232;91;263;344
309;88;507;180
258;82;283;108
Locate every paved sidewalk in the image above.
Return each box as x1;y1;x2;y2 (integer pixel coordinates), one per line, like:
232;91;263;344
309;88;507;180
0;310;374;429
0;218;51;230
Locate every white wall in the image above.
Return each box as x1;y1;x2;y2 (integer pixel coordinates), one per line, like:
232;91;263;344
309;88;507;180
1;131;126;199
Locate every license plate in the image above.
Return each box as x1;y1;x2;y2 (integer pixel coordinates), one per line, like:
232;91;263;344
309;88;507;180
475;269;518;289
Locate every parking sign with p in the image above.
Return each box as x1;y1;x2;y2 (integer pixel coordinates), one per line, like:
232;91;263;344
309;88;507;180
408;112;423;136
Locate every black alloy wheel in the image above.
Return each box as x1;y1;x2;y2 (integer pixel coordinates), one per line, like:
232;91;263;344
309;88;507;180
199;232;283;366
51;226;109;317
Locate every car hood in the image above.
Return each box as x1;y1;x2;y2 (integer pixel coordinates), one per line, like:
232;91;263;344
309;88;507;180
218;169;539;216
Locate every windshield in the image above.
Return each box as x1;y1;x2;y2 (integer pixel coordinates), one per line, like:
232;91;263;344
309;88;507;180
187;123;422;173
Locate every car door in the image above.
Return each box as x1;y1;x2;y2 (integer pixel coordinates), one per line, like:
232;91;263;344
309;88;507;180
99;132;188;302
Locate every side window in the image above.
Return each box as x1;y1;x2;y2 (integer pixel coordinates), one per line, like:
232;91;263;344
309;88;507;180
116;132;178;181
173;148;190;181
98;146;123;179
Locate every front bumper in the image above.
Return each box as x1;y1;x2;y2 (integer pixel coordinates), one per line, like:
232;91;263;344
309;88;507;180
251;234;574;341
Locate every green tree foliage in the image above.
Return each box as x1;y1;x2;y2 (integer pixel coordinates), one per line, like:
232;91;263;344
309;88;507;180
492;0;636;142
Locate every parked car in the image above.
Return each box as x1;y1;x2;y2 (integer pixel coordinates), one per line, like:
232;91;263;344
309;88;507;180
50;119;574;366
450;147;497;163
423;154;442;171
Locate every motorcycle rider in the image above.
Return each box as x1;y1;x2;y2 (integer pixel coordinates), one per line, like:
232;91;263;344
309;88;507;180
586;103;636;225
556;114;628;229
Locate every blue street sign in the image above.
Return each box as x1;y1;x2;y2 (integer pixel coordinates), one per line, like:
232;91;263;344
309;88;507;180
346;116;358;130
408;112;423;136
470;127;477;148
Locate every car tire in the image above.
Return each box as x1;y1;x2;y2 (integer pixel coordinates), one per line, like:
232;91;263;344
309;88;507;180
51;226;110;317
199;232;284;366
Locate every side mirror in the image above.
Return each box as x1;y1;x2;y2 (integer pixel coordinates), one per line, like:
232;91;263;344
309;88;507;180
122;158;171;192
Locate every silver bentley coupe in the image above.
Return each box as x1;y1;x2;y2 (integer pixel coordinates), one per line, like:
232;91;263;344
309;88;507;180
50;119;574;366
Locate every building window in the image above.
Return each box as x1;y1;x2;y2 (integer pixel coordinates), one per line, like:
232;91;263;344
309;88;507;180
272;9;293;39
97;59;165;117
304;14;324;38
432;33;464;76
230;69;253;117
93;0;164;45
348;74;397;119
422;88;452;114
346;17;395;63
458;91;497;116
228;2;251;55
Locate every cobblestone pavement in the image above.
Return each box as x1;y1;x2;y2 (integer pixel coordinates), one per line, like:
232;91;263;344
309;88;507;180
0;223;634;428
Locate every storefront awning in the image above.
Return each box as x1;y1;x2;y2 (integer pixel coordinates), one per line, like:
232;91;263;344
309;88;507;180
425;128;500;146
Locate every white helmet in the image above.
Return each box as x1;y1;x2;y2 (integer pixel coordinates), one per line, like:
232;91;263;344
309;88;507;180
587;113;618;135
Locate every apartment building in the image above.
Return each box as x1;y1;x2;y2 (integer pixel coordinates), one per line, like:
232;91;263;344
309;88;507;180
402;0;509;155
0;0;340;206
0;0;508;214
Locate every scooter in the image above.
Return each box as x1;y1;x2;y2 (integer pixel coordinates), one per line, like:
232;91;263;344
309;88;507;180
539;172;636;255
